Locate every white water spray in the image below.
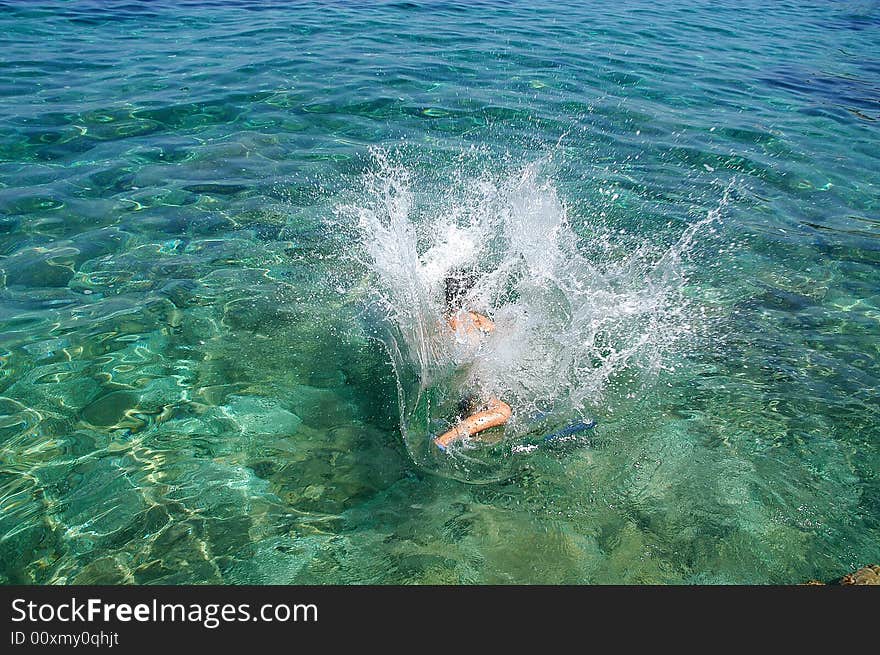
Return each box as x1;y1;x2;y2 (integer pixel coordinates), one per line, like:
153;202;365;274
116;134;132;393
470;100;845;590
342;150;727;481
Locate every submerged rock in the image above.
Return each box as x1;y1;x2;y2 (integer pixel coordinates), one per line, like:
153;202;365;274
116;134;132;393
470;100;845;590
225;395;302;436
803;564;880;585
838;564;880;586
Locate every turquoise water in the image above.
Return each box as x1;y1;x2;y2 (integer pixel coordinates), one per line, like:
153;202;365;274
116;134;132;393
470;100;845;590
1;0;878;584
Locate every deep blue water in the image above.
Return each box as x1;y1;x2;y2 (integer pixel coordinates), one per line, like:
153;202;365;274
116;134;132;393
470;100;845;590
0;0;878;584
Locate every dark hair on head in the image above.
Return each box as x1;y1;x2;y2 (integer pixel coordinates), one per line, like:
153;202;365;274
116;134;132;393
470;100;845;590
444;268;478;312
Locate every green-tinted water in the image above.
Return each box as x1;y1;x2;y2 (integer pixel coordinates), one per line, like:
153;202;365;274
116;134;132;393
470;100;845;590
1;0;878;584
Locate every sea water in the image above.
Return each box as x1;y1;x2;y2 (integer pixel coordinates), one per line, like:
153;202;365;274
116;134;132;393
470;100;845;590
0;0;878;583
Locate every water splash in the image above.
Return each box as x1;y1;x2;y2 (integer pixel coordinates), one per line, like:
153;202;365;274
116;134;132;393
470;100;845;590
342;149;729;482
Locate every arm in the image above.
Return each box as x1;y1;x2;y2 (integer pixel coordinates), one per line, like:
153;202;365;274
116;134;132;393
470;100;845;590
434;397;512;450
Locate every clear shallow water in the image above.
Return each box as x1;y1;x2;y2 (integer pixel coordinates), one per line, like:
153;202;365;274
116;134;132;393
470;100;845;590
0;0;878;584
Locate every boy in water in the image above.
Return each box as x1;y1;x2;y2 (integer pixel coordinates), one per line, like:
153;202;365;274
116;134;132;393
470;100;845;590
434;272;512;451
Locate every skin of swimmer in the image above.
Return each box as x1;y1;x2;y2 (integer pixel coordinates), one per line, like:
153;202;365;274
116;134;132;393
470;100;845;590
434;311;512;450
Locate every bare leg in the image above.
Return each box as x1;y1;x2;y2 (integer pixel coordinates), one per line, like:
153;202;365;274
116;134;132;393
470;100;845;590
434;397;512;450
